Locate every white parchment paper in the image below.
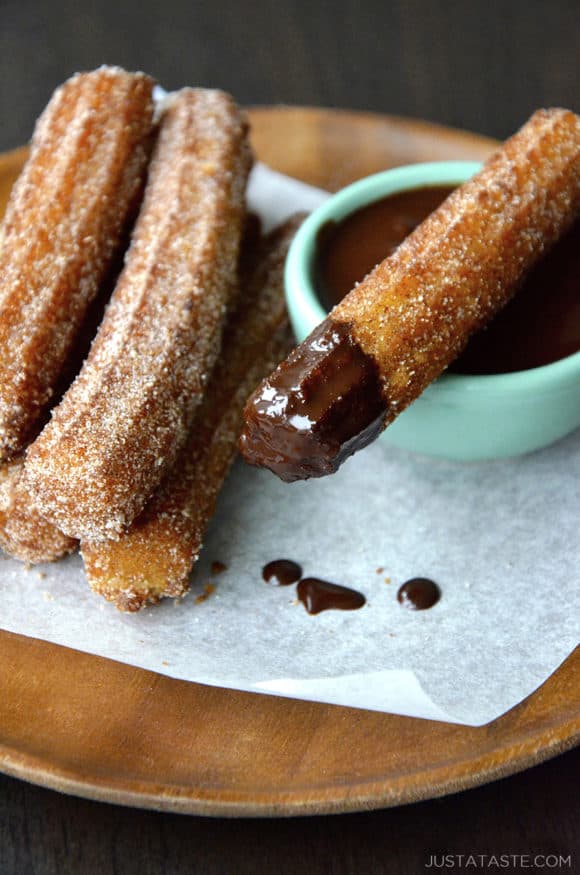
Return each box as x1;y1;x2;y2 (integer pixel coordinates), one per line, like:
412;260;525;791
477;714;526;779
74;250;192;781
0;165;578;726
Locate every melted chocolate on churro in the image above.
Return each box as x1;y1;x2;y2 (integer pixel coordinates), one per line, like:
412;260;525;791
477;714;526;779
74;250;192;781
262;559;302;586
297;577;366;614
241;110;580;482
240;318;387;482
397;578;441;610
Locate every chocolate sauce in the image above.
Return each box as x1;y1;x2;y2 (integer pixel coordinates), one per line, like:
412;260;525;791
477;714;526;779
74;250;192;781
317;186;454;310
451;219;580;373
397;578;441;610
211;560;227;575
262;559;302;586
297;577;366;614
317;186;580;374
239;318;387;482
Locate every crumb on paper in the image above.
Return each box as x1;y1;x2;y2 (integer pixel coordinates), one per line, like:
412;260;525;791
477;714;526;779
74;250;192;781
375;567;384;574
194;583;216;605
42;590;54;602
161;660;169;666
383;577;391;584
37;571;47;580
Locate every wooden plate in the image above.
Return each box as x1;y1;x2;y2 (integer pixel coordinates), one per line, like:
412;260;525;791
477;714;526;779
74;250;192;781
0;108;577;817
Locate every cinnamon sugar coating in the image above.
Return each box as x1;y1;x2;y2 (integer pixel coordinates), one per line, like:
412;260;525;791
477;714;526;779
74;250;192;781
0;459;76;564
336;108;580;416
81;217;303;611
0;67;155;460
26;88;252;541
241;109;580;481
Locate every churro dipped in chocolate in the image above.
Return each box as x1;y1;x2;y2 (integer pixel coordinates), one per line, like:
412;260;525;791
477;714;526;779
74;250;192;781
82;217;302;611
0;459;76;564
0;67;155;460
240;109;580;481
26;88;252;541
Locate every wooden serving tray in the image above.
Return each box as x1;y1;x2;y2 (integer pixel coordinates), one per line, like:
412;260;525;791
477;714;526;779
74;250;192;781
0;107;577;817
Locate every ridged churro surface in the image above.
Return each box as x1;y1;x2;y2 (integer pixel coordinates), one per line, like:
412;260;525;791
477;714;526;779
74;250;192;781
336;108;580;407
26;88;252;541
82;217;302;611
241;108;580;481
0;459;76;564
0;67;155;460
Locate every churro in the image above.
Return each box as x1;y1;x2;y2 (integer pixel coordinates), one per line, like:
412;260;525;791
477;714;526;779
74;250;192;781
240;108;580;481
82;217;303;610
0;459;76;564
0;67;155;460
26;88;252;541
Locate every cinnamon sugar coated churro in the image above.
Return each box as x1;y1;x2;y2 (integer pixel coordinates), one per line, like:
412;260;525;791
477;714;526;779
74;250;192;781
0;459;76;564
0;67;155;460
240;109;580;481
82;217;303;610
26;88;252;541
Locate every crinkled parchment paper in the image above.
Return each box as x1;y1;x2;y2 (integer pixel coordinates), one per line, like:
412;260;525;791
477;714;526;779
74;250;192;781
0;165;578;726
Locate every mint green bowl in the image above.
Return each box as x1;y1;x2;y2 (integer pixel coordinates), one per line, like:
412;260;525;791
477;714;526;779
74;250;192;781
284;161;580;461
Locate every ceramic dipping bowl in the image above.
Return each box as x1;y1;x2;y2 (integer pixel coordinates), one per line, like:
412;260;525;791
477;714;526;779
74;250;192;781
284;161;580;461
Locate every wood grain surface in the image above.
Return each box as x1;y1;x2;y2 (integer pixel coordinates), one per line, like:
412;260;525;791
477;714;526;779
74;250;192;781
0;108;577;823
1;748;578;874
1;4;578;869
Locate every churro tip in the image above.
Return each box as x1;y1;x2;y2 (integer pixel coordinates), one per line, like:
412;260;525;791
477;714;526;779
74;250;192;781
24;86;252;541
241;107;580;480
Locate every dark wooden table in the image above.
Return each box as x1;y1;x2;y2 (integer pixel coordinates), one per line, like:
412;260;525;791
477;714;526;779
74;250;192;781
1;0;579;149
0;749;578;873
0;1;578;871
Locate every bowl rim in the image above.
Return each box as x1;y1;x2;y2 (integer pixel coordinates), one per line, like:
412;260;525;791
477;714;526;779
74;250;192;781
284;160;580;395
